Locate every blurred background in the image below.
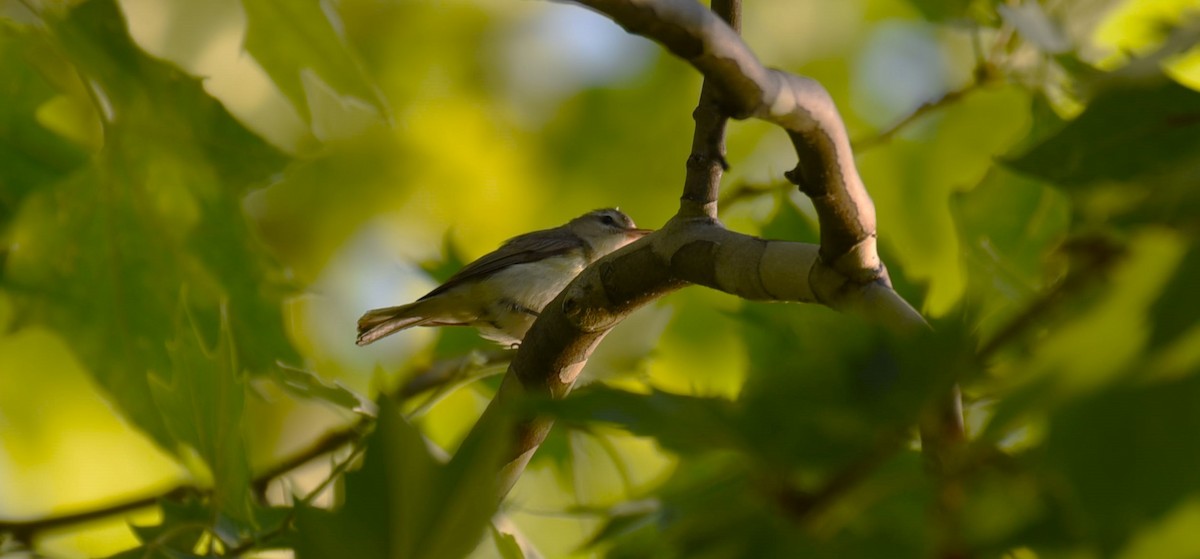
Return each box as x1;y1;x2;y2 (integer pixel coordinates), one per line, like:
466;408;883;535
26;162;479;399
1;0;1198;557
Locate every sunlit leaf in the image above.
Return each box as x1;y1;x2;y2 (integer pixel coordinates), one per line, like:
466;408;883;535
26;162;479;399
760;194;819;244
858;85;1032;315
952;167;1070;338
491;525;526;559
241;0;387;124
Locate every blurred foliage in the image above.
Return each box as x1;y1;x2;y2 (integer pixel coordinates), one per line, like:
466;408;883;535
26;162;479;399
1;0;1199;558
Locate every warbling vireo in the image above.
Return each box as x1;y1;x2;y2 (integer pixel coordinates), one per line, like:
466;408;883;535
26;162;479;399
356;208;650;347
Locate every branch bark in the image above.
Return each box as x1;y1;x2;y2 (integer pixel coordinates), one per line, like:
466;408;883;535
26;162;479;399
2;0;946;543
459;0;931;502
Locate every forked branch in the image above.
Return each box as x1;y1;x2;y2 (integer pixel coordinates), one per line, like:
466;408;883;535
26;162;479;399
463;0;929;500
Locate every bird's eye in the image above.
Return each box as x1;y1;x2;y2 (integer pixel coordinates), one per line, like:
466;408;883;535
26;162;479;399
601;215;617;226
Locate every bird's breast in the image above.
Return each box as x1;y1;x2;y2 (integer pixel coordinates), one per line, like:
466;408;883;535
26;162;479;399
483;252;587;311
465;252;588;345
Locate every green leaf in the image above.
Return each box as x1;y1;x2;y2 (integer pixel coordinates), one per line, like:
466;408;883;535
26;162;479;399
952;167;1070;339
122;496;286;557
858;85;1032;314
150;303;253;528
1042;373;1200;552
294;395;509;559
1148;243;1200;350
105;547;207;559
273;362;372;412
423;404;511;559
129;497;212;550
241;0;386;123
760;194;819;244
736;305;962;475
600;452;934;558
0;21;91;227
582;502;659;550
904;0;993;22
1009;77;1200;186
540;387;740;454
491;525;526;559
1007;75;1200;226
2;0;295;447
49;0;287;187
294;398;426;559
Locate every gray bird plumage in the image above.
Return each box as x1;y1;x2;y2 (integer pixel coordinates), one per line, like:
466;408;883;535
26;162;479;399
356;208;649;347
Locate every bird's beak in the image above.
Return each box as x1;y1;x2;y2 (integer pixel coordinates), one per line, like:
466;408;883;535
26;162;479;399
627;228;653;238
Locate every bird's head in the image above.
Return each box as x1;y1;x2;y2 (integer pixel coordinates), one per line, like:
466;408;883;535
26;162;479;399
569;208;651;258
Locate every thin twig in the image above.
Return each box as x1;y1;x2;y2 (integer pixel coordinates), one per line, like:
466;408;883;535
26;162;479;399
978;235;1125;361
678;0;740;218
0;486;199;545
718;180;792;208
851;79;986;152
226;440;370;555
0;352;507;541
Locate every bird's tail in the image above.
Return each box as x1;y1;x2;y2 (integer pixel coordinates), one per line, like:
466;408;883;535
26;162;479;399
356;302;435;346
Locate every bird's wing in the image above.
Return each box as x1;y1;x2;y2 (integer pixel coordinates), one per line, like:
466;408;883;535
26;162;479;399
418;227;585;300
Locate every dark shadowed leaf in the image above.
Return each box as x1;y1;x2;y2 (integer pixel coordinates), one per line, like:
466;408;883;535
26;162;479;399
0;22;91;227
736;304;962;475
1;0;295;446
1041;373;1200;553
294;395;508;559
129;497;213;551
1148;244;1200;350
538;386;740;454
1007;75;1200;226
294;396;432;559
150;304;253;527
105;547;206;559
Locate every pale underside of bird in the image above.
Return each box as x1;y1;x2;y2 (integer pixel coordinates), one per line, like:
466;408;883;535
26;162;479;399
356;208;650;347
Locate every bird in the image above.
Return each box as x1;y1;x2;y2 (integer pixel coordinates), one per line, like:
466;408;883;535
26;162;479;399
356;208;651;347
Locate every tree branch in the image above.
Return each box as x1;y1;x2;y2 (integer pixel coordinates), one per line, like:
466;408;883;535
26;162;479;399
4;0;934;545
0;486;200;545
851;78;986;152
572;0;879;277
0;352;510;541
457;0;931;503
678;0;739;219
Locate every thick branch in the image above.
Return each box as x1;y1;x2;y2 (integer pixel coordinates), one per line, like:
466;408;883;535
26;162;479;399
678;0;739;218
572;0;878;278
467;239;686;497
474;221;927;498
467;0;929;501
